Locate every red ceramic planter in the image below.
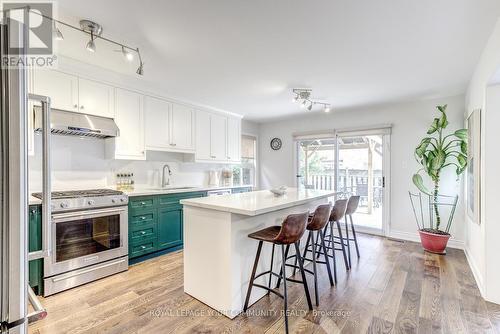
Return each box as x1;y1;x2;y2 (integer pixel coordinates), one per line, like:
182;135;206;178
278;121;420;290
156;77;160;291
418;230;450;254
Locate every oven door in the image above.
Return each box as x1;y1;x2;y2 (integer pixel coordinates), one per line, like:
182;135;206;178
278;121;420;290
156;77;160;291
44;207;128;278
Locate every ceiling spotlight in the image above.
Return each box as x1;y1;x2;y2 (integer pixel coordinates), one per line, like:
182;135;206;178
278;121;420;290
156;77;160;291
121;46;134;61
301;100;307;108
307;103;313;111
52;21;64;40
324;105;331;113
86;32;96;52
136;61;144;75
292;95;299;103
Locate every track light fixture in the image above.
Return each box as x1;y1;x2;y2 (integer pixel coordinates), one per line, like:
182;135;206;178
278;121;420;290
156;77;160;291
19;8;145;76
292;88;332;113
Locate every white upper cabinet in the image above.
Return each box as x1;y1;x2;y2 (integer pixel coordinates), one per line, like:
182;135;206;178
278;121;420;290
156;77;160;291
144;96;171;150
78;78;114;118
210;113;227;160
107;88;145;160
170;103;194;151
195;110;212;160
33;70;78;112
195;110;241;163
226;117;241;162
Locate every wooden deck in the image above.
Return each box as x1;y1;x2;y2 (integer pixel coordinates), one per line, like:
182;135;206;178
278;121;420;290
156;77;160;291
29;234;498;333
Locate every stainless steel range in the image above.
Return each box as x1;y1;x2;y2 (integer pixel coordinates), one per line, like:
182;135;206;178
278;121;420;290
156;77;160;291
31;189;129;296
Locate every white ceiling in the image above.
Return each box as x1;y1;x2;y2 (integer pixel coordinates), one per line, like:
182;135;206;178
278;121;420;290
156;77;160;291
55;0;500;121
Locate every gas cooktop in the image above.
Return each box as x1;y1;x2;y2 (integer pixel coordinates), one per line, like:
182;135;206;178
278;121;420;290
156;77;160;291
32;189;128;212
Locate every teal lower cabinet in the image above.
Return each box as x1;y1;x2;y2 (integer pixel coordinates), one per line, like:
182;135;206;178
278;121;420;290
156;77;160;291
28;205;43;295
128;191;206;264
231;186;253;194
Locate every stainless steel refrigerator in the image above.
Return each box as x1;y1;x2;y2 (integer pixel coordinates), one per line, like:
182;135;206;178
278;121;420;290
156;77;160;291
1;8;50;334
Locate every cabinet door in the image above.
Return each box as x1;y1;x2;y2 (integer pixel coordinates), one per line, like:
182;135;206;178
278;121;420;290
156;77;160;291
144;96;171;150
157;207;183;250
170;103;194;150
195;110;212;160
78;78;114;118
113;88;145;159
226;117;241;162
33;70;78;112
210;113;227;160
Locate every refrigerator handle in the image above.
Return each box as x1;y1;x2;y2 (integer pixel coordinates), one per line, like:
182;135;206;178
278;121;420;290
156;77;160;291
27;94;51;261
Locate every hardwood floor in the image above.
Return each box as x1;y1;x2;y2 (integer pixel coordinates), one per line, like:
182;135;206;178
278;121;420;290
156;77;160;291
29;234;498;334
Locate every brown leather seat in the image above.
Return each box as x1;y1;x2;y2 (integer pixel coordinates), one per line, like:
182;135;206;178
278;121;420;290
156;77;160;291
307;203;332;231
330;199;347;222
248;212;309;245
345;196;360;215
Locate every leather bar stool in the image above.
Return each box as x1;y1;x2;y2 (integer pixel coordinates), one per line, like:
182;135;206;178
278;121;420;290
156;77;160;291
243;212;313;334
344;196;361;268
282;203;333;306
323;199;350;270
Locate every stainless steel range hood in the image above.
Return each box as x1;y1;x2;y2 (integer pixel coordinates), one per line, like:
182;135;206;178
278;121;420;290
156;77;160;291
34;106;119;138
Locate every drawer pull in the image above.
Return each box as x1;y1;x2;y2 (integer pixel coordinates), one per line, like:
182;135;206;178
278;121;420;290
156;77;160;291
141;231;146;235
141;216;146;220
140;202;146;206
141;245;146;249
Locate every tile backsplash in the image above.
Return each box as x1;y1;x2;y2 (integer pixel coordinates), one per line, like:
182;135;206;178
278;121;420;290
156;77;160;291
28;134;233;192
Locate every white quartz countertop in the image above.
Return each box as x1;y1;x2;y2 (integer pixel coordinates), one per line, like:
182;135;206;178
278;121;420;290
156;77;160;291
180;188;336;216
28;185;253;205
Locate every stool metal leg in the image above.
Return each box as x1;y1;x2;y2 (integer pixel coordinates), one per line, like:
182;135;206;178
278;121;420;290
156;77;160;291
268;243;275;293
292;240;299;277
281;245;289;334
336;220;350;270
244;241;263;312
330;222;338;283
319;229;334;286
276;244;290;289
311;230;319;306
293;241;313;311
350;214;360;258
345;219;352;269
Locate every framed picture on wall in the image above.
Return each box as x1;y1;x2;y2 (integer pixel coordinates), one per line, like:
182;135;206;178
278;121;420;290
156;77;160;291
466;109;481;224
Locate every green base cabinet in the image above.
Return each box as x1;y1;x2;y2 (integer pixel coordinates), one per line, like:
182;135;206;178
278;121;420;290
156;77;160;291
128;191;206;263
28;205;43;295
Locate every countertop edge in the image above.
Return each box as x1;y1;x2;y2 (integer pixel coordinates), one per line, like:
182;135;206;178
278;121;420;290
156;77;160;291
180;191;335;216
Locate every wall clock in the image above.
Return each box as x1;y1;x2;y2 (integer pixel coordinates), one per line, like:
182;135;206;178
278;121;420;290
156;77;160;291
270;137;282;150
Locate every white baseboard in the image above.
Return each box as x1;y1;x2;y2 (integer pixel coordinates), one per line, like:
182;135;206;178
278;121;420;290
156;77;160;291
464;246;486;297
387;230;465;250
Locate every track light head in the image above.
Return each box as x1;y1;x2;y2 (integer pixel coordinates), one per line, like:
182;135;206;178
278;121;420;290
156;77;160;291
307;103;313;111
292;95;299;103
53;21;64;40
300;100;307;108
86;32;96;52
136;61;144;75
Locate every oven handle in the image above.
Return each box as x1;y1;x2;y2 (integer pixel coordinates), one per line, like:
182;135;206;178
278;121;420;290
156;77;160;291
51;207;127;222
28;94;51;262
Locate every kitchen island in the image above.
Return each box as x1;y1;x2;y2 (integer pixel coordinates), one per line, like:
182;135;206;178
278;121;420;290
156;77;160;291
180;188;335;319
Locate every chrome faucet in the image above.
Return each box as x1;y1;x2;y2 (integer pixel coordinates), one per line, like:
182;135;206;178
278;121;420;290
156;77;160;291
162;164;172;187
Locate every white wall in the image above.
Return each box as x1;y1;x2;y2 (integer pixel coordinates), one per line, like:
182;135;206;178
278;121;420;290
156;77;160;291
259;95;466;243
465;18;500;302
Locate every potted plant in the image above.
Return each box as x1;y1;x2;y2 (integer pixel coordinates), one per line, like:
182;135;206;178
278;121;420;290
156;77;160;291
410;104;467;254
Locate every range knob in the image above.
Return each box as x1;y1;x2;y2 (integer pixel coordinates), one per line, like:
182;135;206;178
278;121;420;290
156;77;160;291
111;198;117;204
120;198;125;202
60;202;68;209
88;200;95;206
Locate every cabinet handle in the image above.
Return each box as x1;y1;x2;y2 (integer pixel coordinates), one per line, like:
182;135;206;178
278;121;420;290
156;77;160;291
227;156;231;159
170;143;176;146
141;231;146;235
140;202;146;206
73;104;78;109
211;155;216;159
140;216;146;220
141;245;146;249
80;105;84;110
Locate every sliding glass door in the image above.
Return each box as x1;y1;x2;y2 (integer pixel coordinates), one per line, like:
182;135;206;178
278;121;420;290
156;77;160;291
296;129;390;235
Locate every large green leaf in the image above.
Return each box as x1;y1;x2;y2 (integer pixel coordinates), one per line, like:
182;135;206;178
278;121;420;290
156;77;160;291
454;129;467;140
431;150;446;170
438;110;449;128
460;141;467;155
457;153;467;168
427;118;440;134
415;138;431;158
437;104;448;113
412;174;430;194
